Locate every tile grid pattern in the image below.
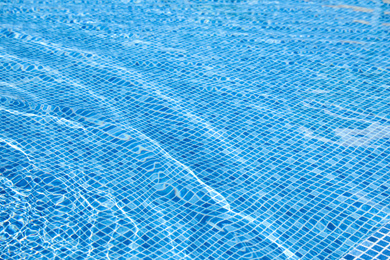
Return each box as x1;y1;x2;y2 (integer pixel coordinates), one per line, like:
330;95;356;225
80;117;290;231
0;0;390;259
342;223;390;260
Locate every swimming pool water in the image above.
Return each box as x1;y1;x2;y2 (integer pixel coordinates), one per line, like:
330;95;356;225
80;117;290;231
1;0;390;259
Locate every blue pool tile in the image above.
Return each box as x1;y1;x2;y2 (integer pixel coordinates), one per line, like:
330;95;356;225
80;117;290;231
344;254;355;260
0;0;390;259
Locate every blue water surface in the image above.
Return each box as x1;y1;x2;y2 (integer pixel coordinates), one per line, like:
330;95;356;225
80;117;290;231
0;0;390;259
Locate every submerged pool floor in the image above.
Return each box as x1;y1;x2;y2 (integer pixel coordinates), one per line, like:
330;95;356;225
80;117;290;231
0;0;390;259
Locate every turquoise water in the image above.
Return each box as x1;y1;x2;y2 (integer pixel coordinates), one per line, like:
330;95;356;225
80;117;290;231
0;0;390;259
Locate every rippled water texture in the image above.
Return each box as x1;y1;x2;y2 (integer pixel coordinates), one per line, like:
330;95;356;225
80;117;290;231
1;0;390;259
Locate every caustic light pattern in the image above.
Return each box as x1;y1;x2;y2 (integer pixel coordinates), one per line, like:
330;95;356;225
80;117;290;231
0;0;390;259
